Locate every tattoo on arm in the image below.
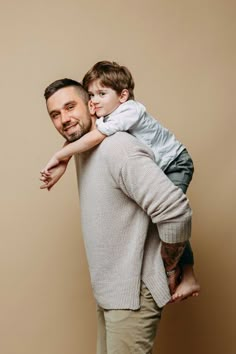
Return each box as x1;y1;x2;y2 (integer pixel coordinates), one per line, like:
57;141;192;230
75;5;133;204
161;241;186;272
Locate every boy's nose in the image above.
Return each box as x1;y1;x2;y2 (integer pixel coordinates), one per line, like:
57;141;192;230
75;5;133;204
91;95;100;104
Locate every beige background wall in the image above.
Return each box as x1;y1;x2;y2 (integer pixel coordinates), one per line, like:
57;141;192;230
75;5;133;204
0;0;234;353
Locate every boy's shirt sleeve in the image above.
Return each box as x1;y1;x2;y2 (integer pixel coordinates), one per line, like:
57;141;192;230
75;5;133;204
96;100;145;136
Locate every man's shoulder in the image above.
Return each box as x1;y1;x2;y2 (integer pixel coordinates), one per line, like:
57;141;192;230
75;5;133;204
99;132;154;161
103;131;135;146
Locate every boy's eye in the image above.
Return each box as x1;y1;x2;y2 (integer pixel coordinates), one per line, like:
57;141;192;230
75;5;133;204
99;92;106;96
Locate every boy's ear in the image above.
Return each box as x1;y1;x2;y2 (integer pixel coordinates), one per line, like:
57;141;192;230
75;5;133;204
119;89;129;103
88;100;96;115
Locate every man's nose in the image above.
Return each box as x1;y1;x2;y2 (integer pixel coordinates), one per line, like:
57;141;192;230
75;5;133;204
61;111;71;124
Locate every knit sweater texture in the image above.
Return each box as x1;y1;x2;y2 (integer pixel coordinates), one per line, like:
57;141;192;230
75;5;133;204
75;132;192;309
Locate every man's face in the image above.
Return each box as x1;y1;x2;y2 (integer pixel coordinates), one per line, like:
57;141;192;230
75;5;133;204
47;86;92;142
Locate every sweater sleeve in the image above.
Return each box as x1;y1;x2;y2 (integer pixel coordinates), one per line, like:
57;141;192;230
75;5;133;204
118;148;192;244
96;100;144;136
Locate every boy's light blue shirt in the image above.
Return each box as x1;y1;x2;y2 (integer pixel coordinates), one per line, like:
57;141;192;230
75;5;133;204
96;100;185;170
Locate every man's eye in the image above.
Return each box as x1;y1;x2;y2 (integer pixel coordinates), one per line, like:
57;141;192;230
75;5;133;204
52;113;59;119
67;105;74;110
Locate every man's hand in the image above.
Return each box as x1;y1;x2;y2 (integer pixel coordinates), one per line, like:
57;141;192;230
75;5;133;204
166;266;181;296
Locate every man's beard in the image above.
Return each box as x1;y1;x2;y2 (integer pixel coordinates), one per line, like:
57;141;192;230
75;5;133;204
67;131;83;142
64;119;91;143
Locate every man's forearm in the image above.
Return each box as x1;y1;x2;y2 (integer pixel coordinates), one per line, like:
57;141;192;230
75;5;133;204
161;241;186;273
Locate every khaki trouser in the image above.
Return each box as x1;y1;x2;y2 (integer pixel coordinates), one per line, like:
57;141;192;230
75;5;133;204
96;283;163;354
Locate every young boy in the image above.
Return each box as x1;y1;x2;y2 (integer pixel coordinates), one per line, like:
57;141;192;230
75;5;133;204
41;61;200;301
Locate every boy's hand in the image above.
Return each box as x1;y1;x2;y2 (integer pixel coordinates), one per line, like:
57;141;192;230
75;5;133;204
41;155;60;175
40;161;68;191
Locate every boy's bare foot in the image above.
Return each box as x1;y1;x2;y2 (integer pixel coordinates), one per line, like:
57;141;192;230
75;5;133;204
171;265;200;302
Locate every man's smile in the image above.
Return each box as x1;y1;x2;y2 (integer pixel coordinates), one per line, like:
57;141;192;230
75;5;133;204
64;123;78;132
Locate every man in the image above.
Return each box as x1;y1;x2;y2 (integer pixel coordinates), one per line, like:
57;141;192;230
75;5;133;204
40;79;192;354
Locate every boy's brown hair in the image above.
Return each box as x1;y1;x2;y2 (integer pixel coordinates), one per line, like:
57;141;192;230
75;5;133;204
82;61;135;100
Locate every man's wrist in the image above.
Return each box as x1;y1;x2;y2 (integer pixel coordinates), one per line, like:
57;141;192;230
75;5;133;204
161;241;186;273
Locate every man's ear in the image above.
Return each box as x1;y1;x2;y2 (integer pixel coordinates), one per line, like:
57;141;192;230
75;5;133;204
119;89;129;103
88;100;96;115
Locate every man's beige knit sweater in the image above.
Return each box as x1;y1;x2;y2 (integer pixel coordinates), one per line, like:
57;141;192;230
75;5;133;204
75;132;192;309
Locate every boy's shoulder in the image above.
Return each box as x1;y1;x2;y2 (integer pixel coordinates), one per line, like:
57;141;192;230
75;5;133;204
120;99;146;111
105;101;147;128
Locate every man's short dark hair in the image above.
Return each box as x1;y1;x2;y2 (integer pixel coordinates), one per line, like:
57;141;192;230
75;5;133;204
44;78;89;102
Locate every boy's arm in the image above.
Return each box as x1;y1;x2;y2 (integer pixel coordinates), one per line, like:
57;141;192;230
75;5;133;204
57;129;106;158
43;129;106;172
40;159;70;190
